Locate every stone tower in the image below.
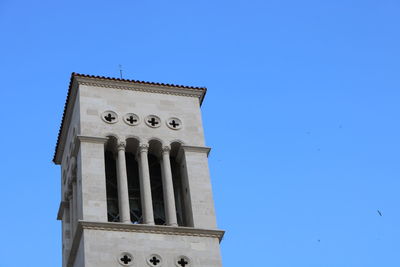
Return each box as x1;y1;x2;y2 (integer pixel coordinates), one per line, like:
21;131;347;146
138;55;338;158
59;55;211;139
54;73;224;267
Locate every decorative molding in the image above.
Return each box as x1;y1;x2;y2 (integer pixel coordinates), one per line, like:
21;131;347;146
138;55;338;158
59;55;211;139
77;135;108;144
181;145;211;155
101;110;118;124
177;145;211;161
117;141;126;151
175;255;191;267
80;221;224;240
75;76;205;103
123;113;140;126
66;220;224;267
146;254;162;267
139;143;149;153
162;145;171;153
145;115;161;128
166;117;182;130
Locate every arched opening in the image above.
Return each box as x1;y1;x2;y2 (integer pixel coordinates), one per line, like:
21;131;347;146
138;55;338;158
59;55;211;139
170;142;191;226
148;139;166;225
104;136;119;222
125;138;142;223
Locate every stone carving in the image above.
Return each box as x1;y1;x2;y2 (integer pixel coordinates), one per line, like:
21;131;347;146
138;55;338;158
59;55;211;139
147;254;162;266
145;115;161;128
123;113;140;126
166;117;182;130
139;143;149;153
162;146;171;153
176;256;190;267
118;253;133;266
101;111;118;124
117;141;126;150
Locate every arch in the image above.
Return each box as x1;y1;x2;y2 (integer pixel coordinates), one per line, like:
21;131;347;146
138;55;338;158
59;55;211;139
169;139;185;145
125;134;141;143
125;137;142;223
148;139;165;225
104;133;119;140
104;136;119;222
148;139;163;157
170;141;183;158
170;141;192;226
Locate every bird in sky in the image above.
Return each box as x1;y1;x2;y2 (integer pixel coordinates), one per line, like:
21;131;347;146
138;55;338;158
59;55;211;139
377;210;382;216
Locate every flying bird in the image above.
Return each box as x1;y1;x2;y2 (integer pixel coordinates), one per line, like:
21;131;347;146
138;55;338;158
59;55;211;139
377;210;382;216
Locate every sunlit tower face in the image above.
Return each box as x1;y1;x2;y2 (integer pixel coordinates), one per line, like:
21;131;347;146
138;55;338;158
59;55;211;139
54;73;224;267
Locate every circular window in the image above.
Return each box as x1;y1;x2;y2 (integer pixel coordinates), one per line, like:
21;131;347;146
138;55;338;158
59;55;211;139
175;255;191;267
101;111;118;124
166;117;182;130
147;254;162;266
145;115;161;128
123;113;140;126
118;252;134;266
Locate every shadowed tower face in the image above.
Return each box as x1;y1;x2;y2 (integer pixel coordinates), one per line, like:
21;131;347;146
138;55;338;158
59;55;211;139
54;73;224;267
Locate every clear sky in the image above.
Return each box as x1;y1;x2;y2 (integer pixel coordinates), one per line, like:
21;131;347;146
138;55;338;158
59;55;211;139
0;0;399;266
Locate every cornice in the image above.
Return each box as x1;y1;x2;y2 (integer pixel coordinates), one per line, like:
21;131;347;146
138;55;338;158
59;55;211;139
81;221;224;240
75;76;206;103
77;135;108;144
66;220;224;267
177;145;211;161
181;145;211;155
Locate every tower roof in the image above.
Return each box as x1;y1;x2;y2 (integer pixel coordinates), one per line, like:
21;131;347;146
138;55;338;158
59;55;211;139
53;72;207;164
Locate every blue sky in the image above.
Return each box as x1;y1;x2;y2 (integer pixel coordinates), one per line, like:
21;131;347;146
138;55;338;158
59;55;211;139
0;0;399;266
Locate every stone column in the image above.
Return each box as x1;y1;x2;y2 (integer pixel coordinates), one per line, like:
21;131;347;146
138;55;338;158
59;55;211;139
161;146;178;226
116;141;131;223
138;143;154;225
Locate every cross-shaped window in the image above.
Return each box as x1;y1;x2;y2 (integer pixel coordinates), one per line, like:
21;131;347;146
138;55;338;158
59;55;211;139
148;117;159;126
120;254;132;265
177;258;189;267
166;117;182;130
104;113;116;122
149;256;160;265
169;120;180;128
126;116;137;124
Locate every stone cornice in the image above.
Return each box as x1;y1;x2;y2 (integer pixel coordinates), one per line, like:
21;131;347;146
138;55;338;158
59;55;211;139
181;145;211;155
177;145;211;161
75;76;206;104
66;220;224;267
81;221;224;240
77;135;108;144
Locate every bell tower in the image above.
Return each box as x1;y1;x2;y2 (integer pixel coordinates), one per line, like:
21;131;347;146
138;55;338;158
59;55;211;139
54;73;224;267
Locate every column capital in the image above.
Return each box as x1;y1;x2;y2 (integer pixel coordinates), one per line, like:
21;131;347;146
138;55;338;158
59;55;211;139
162;145;171;154
139;143;149;153
117;141;126;151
